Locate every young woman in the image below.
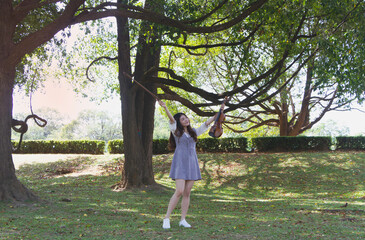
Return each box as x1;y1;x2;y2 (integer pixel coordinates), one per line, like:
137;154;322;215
158;100;225;229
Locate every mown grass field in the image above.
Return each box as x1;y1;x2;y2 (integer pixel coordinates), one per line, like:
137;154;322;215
1;151;364;239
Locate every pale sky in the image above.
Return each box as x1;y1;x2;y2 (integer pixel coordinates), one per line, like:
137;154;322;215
13;80;121;120
12;79;365;136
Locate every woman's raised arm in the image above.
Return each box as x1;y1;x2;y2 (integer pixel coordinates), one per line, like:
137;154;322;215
158;100;175;124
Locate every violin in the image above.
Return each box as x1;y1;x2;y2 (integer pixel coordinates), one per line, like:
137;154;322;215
209;97;228;138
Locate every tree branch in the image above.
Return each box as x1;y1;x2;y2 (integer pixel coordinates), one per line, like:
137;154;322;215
10;0;85;66
72;0;268;33
86;56;118;82
224;119;278;133
163;22;263;50
181;0;230;24
158;86;214;116
13;0;61;24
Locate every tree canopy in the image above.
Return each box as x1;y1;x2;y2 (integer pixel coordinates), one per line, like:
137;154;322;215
1;0;364;201
60;0;365;136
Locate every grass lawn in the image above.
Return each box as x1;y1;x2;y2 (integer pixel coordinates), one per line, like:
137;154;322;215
1;152;364;239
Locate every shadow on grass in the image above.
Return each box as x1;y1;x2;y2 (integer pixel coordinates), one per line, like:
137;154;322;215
3;152;363;239
198;152;364;199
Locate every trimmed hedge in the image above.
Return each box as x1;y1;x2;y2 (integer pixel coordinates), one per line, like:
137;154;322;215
12;140;105;154
335;136;365;150
12;136;365;155
153;139;169;154
197;137;249;153
108;139;170;154
108;137;249;154
252;136;332;152
108;139;124;154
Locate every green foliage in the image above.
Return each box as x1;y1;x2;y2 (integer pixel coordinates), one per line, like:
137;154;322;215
336;136;365;150
252;136;332;152
53;19;120;103
110;135;365;154
14;3;60;43
107;139;124;154
13;0;365;142
108;139;170;154
313;1;365;104
13;136;365;154
219;137;249;152
109;137;249;154
196;138;220;152
158;0;365;136
152;139;169;154
12;140;105;154
14;2;67;92
197;137;249;153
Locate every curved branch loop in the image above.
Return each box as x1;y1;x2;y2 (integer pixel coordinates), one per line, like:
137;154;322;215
12;114;47;152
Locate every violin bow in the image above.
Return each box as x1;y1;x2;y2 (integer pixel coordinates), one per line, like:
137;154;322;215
123;72;160;101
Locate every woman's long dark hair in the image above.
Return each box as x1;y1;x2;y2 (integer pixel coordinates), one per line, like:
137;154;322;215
168;113;197;150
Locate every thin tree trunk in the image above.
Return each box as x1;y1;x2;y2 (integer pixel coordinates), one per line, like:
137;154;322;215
289;63;313;136
279;102;289;136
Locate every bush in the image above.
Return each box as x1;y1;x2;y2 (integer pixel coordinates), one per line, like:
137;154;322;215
108;139;170;154
13;140;105;154
108;139;124;154
252;136;331;152
219;137;249;152
17;136;357;155
108;137;249;154
197;138;220;152
153;139;170;154
197;137;249;153
335;136;365;150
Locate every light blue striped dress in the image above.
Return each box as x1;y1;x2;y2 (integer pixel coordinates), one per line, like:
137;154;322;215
169;121;209;181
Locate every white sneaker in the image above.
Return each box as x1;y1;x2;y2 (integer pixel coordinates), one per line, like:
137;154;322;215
179;219;191;228
163;218;170;229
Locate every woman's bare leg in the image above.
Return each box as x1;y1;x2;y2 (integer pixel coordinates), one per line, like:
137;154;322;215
181;180;195;220
165;179;185;219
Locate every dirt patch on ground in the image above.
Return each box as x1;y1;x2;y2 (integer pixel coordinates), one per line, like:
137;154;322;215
12;154;121;169
60;164;104;177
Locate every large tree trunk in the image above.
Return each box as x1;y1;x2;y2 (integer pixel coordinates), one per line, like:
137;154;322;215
114;0;161;189
118;81;157;189
0;2;37;201
0;68;38;201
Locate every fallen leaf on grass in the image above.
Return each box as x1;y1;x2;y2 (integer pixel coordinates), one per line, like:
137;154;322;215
234;224;245;230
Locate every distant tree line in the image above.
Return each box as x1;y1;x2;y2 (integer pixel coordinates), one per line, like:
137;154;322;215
12;108;123;142
12;107;353;144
